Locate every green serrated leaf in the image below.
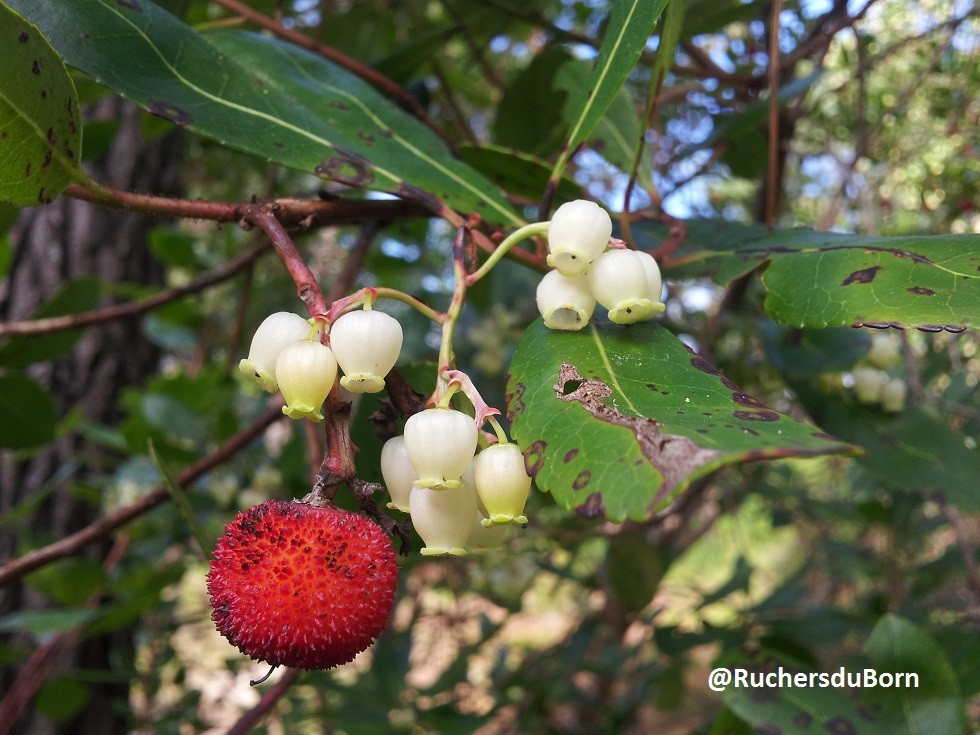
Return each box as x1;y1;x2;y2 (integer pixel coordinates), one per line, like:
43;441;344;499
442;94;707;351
551;0;669;180
0;373;58;449
0;1;82;205
637;219;980;331
0;275;101;368
506;319;856;522
7;0;521;225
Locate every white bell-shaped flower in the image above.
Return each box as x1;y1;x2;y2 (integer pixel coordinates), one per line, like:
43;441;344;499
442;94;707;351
634;251;667;320
881;378;907;412
380;435;416;512
474;443;531;526
852;366;884;404
536;270;596;331
546;200;612;276
409;481;478;556
866;332;902;370
468;510;508;550
238;312;312;392
330;309;403;393
404;408;478;490
587;249;656;324
275;340;338;421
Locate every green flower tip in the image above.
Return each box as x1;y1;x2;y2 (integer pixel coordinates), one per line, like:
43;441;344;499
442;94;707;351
608;298;655;325
386;501;410;513
483;513;528;527
239;359;277;392
281;404;324;422
420;546;468;557
340;374;386;394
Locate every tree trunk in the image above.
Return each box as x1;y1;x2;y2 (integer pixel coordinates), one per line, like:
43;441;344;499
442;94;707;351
0;98;182;735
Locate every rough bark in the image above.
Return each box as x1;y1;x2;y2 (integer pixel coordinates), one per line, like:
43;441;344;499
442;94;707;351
0;98;182;735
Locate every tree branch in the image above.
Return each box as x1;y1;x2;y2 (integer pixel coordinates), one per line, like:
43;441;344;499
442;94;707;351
67;183;431;229
0;241;269;338
0;404;284;588
224;668;303;735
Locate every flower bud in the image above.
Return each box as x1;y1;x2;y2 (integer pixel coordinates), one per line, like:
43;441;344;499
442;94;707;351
474;443;531;526
546;200;612;276
380;435;415;512
866;332;902;370
536;271;596;331
275;340;338;421
404;408;478;490
881;378;907;412
409;482;478;556
852;366;884;403
238;312;312;392
587;249;658;324
329;309;403;393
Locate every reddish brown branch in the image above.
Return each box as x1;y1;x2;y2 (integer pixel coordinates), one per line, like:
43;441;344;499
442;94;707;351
0;404;284;588
209;0;452;149
225;668;303;735
247;208;329;317
0;241;269;338
67;184;431;229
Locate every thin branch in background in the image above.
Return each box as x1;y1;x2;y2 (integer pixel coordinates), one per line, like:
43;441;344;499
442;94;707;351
0;403;284;587
224;668;304;735
765;0;783;230
0;240;269;338
247;208;330;318
68;183;432;229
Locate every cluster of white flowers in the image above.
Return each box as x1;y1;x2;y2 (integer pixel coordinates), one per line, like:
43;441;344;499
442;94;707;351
381;409;531;556
239;309;403;421
851;332;906;412
536;200;666;329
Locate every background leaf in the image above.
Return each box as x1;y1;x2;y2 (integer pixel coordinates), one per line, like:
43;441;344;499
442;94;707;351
0;373;58;449
0;1;81;205
637;219;980;330
7;0;520;225
506;319;855;522
551;0;669;177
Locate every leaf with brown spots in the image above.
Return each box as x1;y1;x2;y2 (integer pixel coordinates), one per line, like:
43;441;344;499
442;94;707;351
0;3;81;205
636;219;980;331
506;320;856;522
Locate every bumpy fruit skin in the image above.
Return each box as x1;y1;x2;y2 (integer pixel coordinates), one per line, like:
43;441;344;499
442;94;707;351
206;500;398;670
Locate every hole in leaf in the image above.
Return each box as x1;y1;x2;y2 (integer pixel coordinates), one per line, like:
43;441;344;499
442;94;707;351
561;379;583;395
